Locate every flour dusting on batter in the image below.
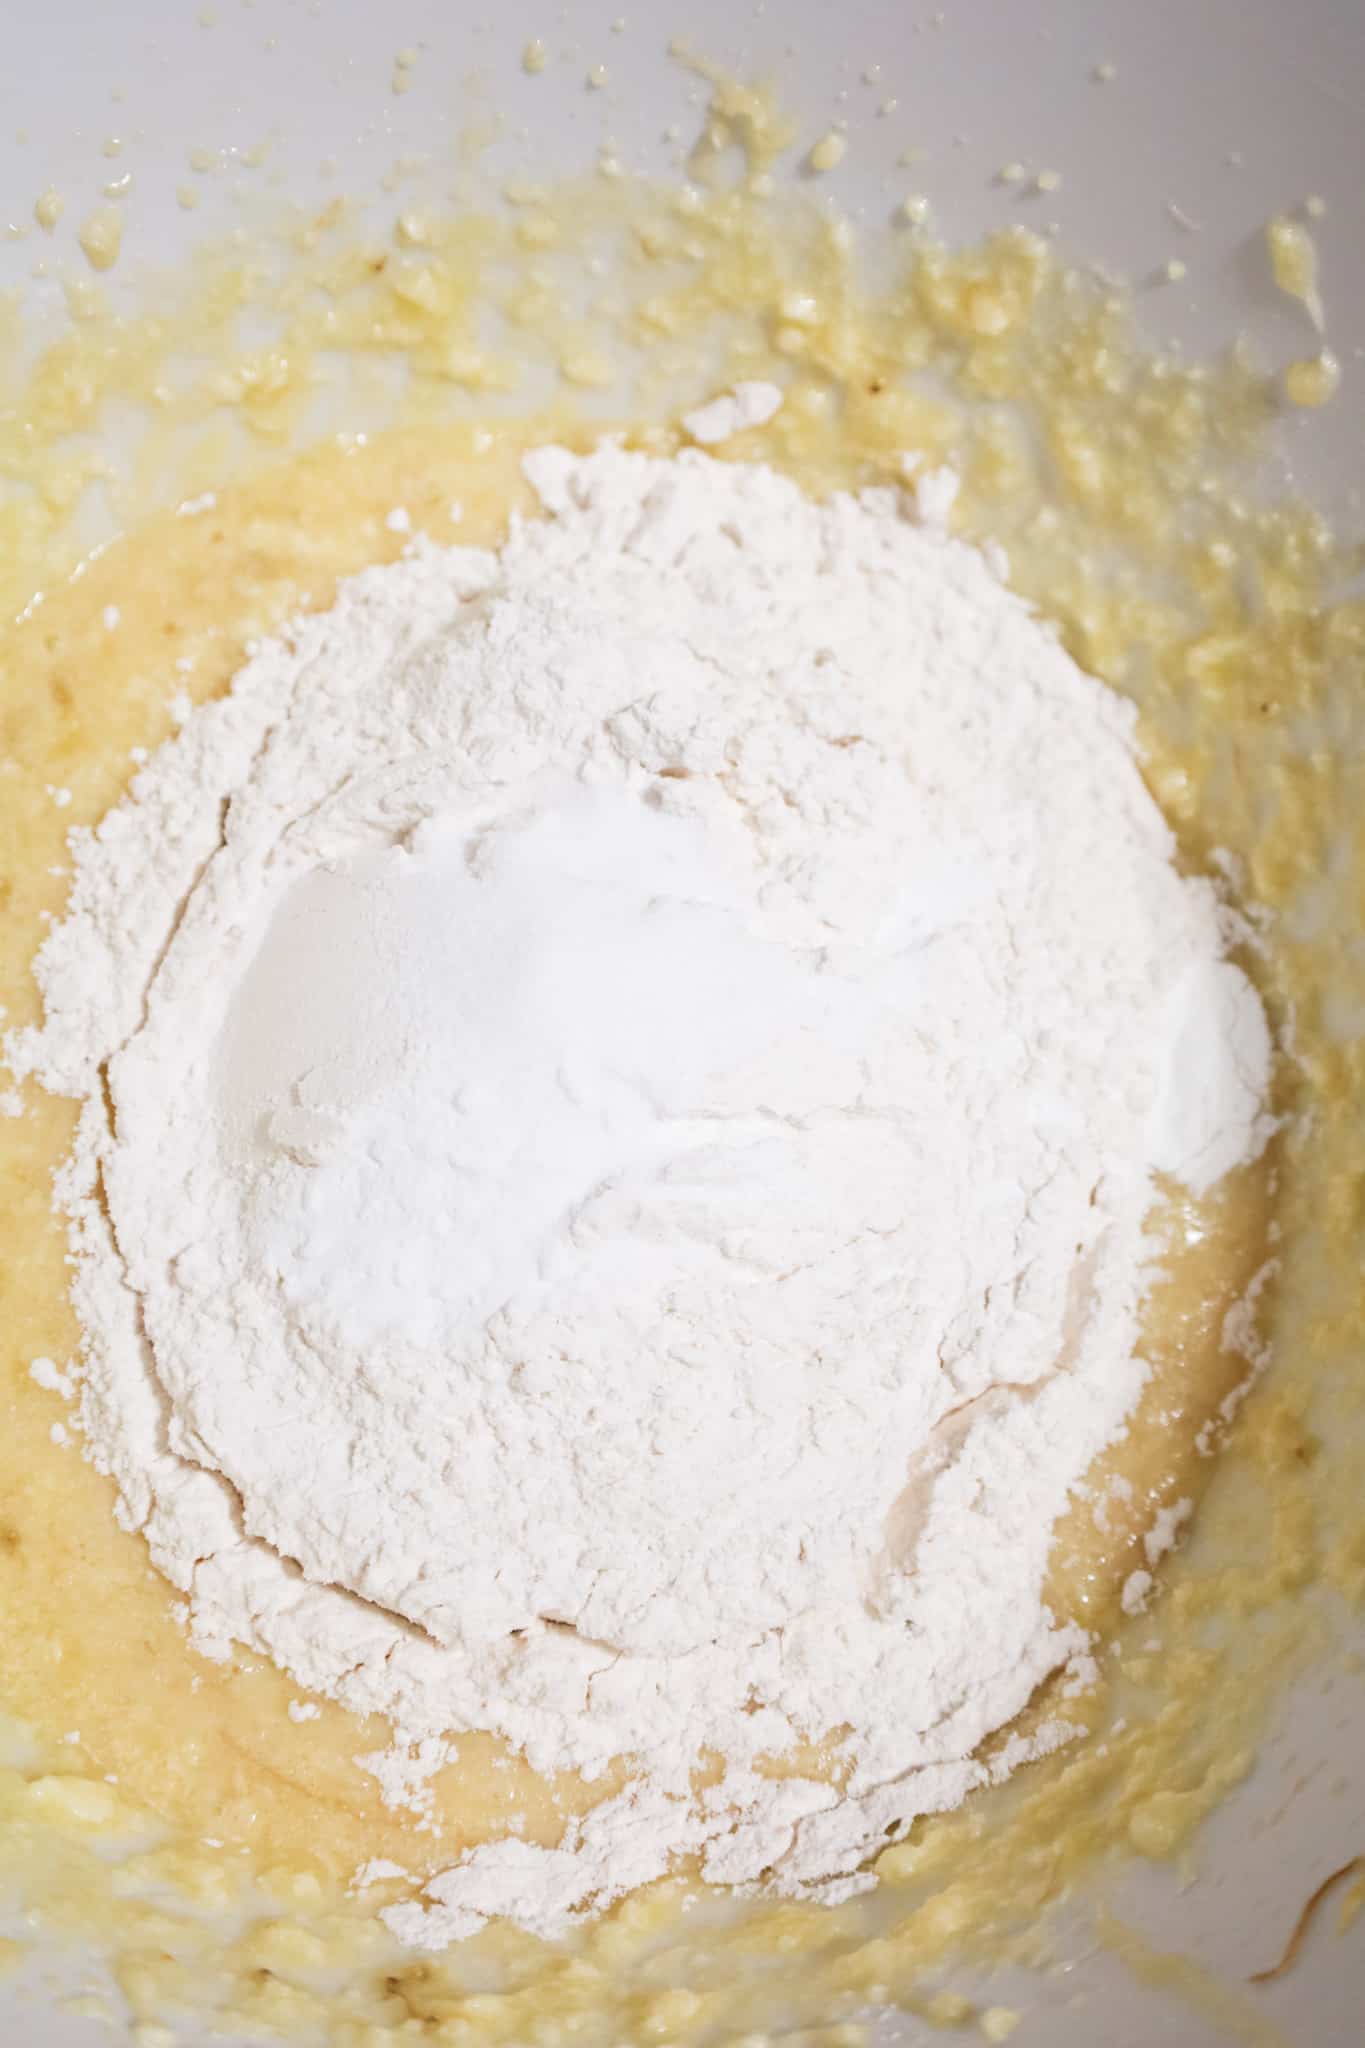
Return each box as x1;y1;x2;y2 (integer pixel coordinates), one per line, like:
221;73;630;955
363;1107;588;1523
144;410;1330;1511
5;444;1272;1944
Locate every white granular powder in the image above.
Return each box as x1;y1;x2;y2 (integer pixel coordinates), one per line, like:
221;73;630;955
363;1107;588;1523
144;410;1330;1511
5;444;1272;1946
682;379;785;443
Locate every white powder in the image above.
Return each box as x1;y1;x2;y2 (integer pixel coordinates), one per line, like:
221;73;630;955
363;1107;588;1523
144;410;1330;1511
1143;1498;1194;1566
352;1858;413;1891
682;380;784;443
30;1355;74;1396
1121;1569;1154;1616
5;444;1272;1946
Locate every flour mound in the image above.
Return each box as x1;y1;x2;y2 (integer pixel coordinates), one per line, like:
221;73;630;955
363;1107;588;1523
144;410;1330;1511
7;445;1272;1944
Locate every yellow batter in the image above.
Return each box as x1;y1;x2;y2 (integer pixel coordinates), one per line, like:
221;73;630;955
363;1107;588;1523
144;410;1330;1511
0;83;1362;2048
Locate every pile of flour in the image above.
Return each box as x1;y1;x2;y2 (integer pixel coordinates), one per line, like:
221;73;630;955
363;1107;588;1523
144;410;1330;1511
6;443;1272;1946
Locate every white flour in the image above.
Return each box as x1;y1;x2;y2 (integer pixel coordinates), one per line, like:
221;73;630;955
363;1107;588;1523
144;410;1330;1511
6;444;1272;1947
682;379;785;443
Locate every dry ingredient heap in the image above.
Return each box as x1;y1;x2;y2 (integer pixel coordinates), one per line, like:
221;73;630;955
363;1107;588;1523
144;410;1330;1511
7;443;1272;1946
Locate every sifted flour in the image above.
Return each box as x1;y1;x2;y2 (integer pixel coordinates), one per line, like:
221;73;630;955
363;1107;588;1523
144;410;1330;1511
6;444;1272;1946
